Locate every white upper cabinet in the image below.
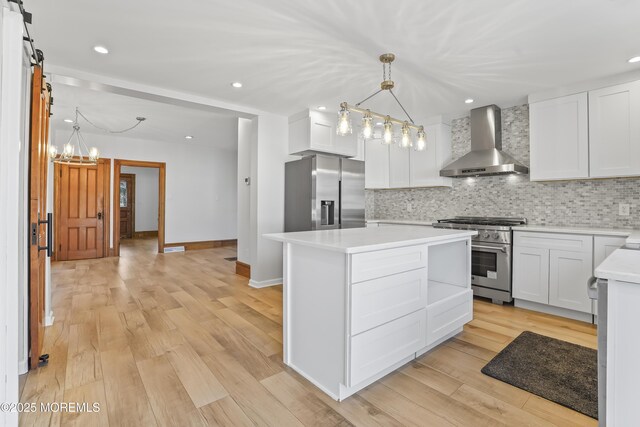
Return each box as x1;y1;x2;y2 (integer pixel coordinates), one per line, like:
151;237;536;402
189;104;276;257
389;144;410;188
409;124;453;188
364;122;452;189
529;93;589;181
529;79;640;181
364;141;390;189
288;109;358;157
589;81;640;178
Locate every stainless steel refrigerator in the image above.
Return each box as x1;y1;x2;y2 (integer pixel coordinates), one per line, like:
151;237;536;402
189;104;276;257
284;155;365;232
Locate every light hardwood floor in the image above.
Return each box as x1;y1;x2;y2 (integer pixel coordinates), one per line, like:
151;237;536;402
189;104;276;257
20;237;598;426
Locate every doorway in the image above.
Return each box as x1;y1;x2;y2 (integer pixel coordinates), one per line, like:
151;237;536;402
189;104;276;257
113;159;166;255
53;159;111;261
119;173;135;240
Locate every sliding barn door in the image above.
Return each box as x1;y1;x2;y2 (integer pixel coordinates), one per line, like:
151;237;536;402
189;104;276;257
28;65;51;369
57;162;106;260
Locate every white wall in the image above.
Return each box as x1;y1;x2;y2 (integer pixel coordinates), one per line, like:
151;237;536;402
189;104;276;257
248;114;291;287
51;124;239;246
121;166;159;232
0;6;26;426
237;118;252;264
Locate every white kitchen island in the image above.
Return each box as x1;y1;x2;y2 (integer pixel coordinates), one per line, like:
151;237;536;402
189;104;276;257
265;226;477;401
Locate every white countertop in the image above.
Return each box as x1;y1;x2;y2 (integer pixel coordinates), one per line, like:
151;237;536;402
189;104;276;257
367;219;435;226
512;224;634;236
264;226;477;254
512;224;640;247
595;248;640;283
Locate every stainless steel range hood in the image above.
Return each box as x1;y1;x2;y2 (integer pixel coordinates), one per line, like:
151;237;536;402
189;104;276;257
440;105;529;177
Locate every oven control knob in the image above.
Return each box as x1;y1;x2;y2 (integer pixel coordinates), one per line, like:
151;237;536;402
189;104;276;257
493;233;500;240
482;232;490;239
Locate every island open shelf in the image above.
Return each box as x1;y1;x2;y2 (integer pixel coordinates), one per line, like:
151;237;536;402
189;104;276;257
265;225;476;401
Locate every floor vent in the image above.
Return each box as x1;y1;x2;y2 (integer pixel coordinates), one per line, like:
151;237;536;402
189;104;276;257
224;257;238;262
164;246;185;253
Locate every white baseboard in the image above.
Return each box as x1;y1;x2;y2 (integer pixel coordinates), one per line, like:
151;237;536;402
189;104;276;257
249;278;283;288
44;312;54;327
18;359;28;375
514;299;593;323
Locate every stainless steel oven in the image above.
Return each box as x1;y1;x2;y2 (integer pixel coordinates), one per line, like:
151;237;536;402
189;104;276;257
434;217;527;304
471;241;511;301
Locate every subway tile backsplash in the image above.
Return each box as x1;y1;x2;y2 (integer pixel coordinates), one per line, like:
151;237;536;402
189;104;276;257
367;104;640;229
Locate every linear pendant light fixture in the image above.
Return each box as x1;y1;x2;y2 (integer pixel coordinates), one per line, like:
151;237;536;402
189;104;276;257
337;53;427;151
48;107;146;165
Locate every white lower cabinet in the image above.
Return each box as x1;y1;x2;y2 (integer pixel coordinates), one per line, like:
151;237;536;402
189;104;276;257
349;309;426;386
513;246;550;304
513;230;632;319
513;232;593;315
548;249;593;312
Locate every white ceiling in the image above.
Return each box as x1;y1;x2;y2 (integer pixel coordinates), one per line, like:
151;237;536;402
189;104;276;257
27;0;640;121
51;84;238;148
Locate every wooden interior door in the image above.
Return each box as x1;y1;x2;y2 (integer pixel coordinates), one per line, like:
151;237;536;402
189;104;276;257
119;174;135;239
57;162;105;260
28;65;51;369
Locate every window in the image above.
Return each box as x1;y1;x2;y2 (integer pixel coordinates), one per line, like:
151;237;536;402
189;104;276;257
120;180;128;207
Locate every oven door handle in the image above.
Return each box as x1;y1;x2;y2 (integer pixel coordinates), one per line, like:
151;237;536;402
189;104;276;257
472;244;507;253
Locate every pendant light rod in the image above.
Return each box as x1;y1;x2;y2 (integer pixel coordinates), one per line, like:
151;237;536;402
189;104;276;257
340;102;424;131
389;89;415;124
355;89;384;107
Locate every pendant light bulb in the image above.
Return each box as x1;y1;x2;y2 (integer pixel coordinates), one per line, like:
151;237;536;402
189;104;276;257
400;122;412;148
415;127;427;151
382;117;394;145
62;142;75;159
362;111;373;139
88;147;100;162
337;106;353;136
48;145;58;161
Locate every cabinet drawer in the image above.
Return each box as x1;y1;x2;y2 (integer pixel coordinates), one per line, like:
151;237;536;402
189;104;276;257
349;309;426;386
351;244;427;283
426;289;472;345
351;269;427;335
514;232;592;253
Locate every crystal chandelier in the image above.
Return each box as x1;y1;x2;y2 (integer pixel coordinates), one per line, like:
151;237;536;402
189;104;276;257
49;107;146;165
337;53;427;151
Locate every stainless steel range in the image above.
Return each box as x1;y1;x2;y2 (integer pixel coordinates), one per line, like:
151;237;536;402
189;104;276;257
433;216;527;304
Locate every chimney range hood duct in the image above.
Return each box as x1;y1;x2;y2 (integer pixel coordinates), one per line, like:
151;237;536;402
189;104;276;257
440;105;529;177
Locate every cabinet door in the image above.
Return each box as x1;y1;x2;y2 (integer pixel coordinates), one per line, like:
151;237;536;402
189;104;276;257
513;246;549;304
389;145;410;188
593;236;626;315
409;124;452;188
529;93;589;181
364;141;390;189
309;115;336;152
589;81;640;178
594;236;627;268
549;249;593;313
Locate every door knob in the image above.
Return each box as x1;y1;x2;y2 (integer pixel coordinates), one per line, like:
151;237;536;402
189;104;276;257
97;212;103;220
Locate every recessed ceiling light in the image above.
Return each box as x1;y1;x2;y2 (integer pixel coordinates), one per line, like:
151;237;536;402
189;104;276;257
185;135;193;140
628;56;640;64
63;118;73;123
465;98;474;104
93;45;109;54
231;82;243;88
317;106;327;111
375;122;383;126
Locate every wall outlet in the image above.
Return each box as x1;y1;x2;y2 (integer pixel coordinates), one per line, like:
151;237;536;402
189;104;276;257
407;203;413;213
619;203;631;216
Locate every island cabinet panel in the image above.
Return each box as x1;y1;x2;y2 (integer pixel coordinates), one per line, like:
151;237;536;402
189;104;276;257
351;244;428;283
426;288;473;345
349;309;426;386
351;268;428;335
